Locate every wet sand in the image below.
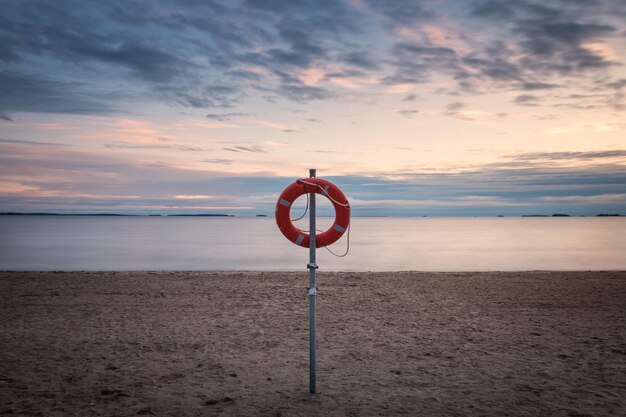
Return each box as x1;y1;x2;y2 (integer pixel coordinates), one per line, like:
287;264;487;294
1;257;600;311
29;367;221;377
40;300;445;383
1;271;625;416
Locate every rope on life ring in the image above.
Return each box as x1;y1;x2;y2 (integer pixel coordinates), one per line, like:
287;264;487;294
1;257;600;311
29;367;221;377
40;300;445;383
275;178;350;248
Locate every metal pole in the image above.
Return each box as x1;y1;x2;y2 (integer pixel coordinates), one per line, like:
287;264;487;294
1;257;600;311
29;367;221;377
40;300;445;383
308;168;317;394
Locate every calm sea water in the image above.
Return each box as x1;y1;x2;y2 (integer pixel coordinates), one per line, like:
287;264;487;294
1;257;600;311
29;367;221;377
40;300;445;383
1;216;625;271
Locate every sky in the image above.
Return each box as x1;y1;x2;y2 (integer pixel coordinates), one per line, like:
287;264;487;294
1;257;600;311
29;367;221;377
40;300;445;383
1;0;626;216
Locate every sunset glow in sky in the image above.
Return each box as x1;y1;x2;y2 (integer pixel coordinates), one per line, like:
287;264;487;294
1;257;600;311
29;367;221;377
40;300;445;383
1;0;626;215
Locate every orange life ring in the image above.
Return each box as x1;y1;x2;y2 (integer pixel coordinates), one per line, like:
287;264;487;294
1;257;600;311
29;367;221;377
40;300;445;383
275;178;350;248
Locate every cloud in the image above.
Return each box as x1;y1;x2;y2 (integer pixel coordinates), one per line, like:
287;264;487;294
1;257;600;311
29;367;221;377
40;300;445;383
443;102;476;120
397;109;418;118
0;71;117;116
538;193;626;203
472;1;618;78
223;145;266;153
517;81;561;90
3;2;193;82
2;0;624;115
2;140;626;215
276;84;333;102
384;42;459;86
203;159;233;165
603;78;626;90
364;1;434;26
446;102;465;111
105;141;203;152
77;41;190;83
168;84;246;108
340;50;381;70
205;112;251;121
0;138;70;147
1;1;253;110
506;150;626;161
514;94;541;106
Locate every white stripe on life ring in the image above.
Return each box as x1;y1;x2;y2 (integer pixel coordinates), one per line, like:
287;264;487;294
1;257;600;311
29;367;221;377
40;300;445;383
333;224;346;233
295;235;305;245
279;198;292;207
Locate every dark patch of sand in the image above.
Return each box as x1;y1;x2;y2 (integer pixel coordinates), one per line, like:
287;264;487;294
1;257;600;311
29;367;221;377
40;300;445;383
1;271;625;416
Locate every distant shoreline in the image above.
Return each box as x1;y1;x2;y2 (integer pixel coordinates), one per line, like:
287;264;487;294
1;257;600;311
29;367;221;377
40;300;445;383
0;212;234;217
1;212;623;217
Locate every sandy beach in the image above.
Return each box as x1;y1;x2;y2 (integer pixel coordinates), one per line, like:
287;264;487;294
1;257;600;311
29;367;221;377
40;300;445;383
1;271;624;416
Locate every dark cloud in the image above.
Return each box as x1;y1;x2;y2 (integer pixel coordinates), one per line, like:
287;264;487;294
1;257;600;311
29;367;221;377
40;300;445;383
0;36;19;62
397;109;418;118
550;91;625;111
471;1;618;78
76;41;190;83
506;150;626;161
442;1;625;109
170;84;246;109
340;51;380;70
365;1;434;26
0;71;117;116
603;78;626;90
514;94;541;106
264;46;322;68
444;102;472;120
203;159;233;165
238;0;366;103
205;112;251;121
516;81;560;90
516;22;616;73
471;1;516;19
105;142;203;152
276;84;333;102
245;0;358;36
446;102;465;112
462;55;522;82
521;21;614;45
384;42;460;85
2;0;344;111
4;3;192;83
0;138;69;147
1;0;624;115
223;145;266;153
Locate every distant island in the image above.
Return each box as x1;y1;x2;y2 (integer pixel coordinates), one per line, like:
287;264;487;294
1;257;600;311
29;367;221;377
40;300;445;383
0;212;134;216
0;212;234;217
520;213;623;217
166;214;234;217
